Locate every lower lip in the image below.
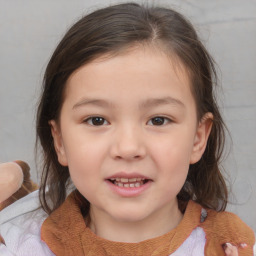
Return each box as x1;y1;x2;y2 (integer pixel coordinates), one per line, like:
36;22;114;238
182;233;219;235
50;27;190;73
105;180;152;197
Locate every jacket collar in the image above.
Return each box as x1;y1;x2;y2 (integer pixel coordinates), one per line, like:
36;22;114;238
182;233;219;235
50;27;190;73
41;192;202;256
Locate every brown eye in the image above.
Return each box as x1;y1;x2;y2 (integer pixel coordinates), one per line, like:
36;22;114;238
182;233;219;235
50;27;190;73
84;116;108;126
148;117;171;126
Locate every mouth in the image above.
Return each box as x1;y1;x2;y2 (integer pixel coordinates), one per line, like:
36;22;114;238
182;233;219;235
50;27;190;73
108;177;150;188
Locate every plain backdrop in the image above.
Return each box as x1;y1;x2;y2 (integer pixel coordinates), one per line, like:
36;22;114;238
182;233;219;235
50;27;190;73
0;0;255;231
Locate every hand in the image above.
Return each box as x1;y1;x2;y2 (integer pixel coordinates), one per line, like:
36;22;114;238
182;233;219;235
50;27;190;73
224;242;248;256
0;161;24;203
0;160;38;211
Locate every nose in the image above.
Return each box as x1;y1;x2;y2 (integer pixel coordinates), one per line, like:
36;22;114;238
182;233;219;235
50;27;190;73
110;124;146;161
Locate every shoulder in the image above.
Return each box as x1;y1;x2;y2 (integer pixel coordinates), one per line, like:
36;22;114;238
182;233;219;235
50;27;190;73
199;205;255;255
203;208;255;241
0;190;40;224
0;190;54;255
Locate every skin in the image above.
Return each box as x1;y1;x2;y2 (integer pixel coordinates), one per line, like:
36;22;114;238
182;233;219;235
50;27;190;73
0;46;243;255
223;243;248;256
0;161;244;254
224;244;239;256
0;162;23;203
50;46;213;243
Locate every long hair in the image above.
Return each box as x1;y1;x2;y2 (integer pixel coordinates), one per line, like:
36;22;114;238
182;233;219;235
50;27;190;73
37;2;228;215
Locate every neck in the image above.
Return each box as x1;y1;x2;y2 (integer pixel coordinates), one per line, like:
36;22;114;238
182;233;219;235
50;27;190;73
88;200;183;243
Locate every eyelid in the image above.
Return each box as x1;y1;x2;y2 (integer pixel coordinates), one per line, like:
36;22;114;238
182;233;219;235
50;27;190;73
147;116;173;126
83;116;110;126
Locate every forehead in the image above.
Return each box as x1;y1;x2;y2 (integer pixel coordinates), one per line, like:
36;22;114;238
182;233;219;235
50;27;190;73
64;46;195;107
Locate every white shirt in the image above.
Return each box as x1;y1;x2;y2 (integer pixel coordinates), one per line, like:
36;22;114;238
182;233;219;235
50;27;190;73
0;191;53;256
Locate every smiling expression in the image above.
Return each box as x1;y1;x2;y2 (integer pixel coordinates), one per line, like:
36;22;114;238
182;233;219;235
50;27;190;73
50;46;212;238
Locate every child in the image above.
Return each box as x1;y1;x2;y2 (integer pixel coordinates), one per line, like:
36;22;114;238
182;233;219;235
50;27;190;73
0;3;255;255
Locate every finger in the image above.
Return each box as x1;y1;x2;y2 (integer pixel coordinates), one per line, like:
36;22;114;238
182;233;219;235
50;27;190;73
224;243;239;256
239;243;247;249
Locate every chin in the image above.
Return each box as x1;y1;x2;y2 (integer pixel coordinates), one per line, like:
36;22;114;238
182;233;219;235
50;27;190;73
109;208;150;223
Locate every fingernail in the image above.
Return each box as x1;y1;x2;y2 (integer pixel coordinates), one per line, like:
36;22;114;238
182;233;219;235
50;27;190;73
225;243;233;249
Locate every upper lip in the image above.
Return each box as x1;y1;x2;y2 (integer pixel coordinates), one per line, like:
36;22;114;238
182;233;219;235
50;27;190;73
106;172;151;180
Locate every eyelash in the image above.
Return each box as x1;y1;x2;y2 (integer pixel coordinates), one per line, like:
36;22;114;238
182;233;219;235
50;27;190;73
147;116;172;126
83;116;172;126
83;116;109;126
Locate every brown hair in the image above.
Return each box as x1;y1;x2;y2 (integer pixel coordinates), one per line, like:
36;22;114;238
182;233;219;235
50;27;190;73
37;2;228;215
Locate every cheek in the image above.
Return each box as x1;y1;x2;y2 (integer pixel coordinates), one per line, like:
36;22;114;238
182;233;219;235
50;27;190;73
63;128;109;164
150;131;195;169
62;134;109;188
149;132;194;191
68;154;99;200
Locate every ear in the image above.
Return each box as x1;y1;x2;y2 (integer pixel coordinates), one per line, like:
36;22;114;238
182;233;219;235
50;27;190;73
49;120;68;166
190;112;213;164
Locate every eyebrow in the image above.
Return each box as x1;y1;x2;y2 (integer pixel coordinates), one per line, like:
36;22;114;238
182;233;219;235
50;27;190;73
73;99;113;109
139;97;185;109
72;96;185;110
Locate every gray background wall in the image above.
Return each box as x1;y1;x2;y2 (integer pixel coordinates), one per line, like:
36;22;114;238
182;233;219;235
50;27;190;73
0;0;255;231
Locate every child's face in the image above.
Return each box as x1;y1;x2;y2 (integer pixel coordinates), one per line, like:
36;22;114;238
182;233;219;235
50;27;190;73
51;46;211;228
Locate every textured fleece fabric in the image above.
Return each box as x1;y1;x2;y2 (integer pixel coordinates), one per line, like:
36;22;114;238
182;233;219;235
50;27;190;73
0;190;255;255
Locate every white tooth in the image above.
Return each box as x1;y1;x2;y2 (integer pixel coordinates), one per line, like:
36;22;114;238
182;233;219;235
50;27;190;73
128;178;137;182
121;178;128;182
136;178;142;181
135;183;141;187
110;178;115;181
129;183;135;188
118;183;123;187
124;184;129;188
116;178;121;181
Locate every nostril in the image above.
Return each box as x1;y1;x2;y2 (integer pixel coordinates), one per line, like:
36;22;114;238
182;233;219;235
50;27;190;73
114;155;142;160
110;139;146;160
